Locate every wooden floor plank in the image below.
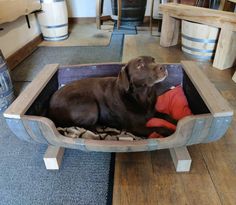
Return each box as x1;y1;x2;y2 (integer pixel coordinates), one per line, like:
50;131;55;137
152;173;189;205
113;152;158;205
200;137;236;204
122;35;188;63
152;146;222;205
113;33;236;205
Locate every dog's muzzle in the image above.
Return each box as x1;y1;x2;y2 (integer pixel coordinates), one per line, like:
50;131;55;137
154;69;168;84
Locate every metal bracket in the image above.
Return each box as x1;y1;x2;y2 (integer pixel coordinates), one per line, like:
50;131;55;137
25;15;31;28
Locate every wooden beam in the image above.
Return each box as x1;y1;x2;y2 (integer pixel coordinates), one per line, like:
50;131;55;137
117;0;122;29
149;0;155;35
219;0;226;10
43;146;65;170
159;3;236;31
96;0;102;29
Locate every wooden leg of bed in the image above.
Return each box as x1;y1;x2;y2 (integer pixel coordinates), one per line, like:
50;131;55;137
232;71;236;83
169;146;192;172
43;146;65;170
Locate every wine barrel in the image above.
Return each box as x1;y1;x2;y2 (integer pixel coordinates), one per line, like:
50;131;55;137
111;0;147;26
37;0;68;41
0;50;15;113
181;20;219;60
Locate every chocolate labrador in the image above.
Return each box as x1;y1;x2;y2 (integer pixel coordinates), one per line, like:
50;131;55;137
48;56;174;138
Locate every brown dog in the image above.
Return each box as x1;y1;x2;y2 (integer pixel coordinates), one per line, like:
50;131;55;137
48;56;173;138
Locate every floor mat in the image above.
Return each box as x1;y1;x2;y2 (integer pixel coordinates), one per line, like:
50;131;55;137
0;117;113;205
12;34;123;82
39;22;113;47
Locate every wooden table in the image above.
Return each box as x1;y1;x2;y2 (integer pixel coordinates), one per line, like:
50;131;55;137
159;3;236;70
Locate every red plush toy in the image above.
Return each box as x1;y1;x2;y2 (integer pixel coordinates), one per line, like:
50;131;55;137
146;85;192;138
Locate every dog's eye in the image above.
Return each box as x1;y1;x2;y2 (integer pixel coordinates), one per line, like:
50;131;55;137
137;63;144;70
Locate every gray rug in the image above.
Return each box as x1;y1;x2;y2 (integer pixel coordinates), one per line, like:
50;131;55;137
113;24;137;35
0;34;123;205
12;34;123;82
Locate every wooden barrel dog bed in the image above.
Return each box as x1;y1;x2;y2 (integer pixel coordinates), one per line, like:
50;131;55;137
3;61;233;153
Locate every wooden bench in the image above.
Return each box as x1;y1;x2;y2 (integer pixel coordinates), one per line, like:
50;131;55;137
159;3;236;70
149;0;180;35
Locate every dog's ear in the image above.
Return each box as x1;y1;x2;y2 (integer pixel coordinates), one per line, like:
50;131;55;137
118;65;129;91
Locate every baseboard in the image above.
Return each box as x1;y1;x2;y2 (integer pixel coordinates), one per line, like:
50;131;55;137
69;16;152;25
143;16;151;24
6;34;43;70
68;17;96;24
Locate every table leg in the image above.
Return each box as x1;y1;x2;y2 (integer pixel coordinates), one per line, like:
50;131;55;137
96;0;102;29
150;0;155;35
213;26;236;70
160;12;180;47
117;0;122;29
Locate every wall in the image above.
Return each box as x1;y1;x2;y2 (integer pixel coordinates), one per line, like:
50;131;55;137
0;14;41;58
66;0;161;17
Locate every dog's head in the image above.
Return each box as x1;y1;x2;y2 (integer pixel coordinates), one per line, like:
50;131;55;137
118;56;168;91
